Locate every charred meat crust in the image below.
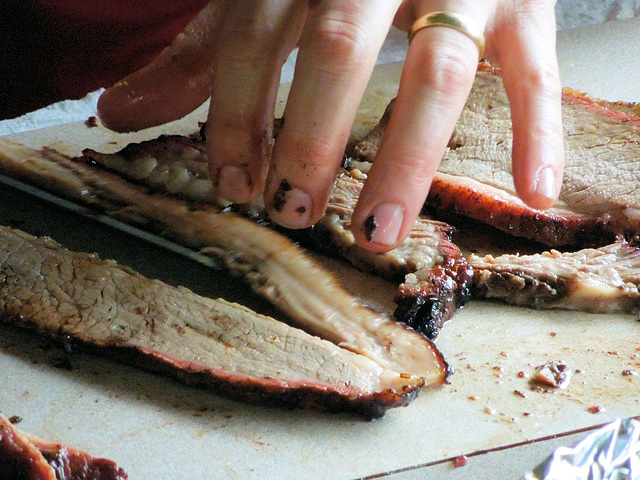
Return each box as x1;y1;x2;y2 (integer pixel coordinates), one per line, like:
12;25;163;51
0;413;128;480
393;259;475;340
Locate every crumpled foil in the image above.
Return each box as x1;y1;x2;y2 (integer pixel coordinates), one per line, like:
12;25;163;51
523;418;640;480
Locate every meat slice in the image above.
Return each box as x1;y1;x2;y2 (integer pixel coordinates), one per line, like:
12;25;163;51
82;141;461;282
391;241;640;337
354;62;640;248
0;413;127;480
0;225;425;418
468;241;640;313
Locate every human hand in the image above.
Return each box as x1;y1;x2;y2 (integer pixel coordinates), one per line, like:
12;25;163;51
97;0;564;253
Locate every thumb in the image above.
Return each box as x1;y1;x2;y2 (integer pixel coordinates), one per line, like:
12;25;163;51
98;1;223;132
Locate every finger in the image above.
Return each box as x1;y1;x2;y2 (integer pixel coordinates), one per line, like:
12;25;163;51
97;2;223;132
265;0;402;229
352;5;488;252
493;1;564;210
207;1;306;203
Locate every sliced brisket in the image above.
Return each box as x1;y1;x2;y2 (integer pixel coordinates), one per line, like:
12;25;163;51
0;225;426;418
468;241;640;313
354;62;640;248
82;140;461;282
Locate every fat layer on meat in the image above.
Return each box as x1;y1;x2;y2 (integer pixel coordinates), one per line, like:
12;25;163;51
0;226;424;417
82;140;461;282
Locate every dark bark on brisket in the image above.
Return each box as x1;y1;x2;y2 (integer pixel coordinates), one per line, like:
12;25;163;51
393;259;474;340
0;413;128;480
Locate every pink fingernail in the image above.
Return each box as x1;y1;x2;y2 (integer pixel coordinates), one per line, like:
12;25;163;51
534;166;557;201
363;203;404;245
271;179;312;228
218;165;252;203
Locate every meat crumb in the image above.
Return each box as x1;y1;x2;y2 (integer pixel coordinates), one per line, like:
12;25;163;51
468;395;479;401
8;415;22;424
484;406;496;415
518;370;528;378
531;361;571;389
453;455;467;468
513;390;527;398
587;406;604;414
622;369;637;376
349;168;366;180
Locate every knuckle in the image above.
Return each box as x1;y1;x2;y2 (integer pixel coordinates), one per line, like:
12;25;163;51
521;63;562;98
280;129;340;171
412;43;476;99
311;15;370;71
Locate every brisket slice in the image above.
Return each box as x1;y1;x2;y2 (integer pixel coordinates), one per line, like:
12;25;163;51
393;241;640;330
82;141;461;282
468;241;640;313
0;413;127;480
0;225;424;418
354;62;640;248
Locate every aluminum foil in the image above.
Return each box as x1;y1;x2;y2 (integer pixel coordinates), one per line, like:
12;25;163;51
523;418;640;480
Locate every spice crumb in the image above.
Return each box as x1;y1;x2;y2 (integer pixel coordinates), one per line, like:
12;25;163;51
587;405;604;414
622;369;637;376
84;116;98;128
513;390;527;398
484;406;496;415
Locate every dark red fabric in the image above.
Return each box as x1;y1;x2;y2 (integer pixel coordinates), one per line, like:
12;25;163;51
0;0;209;119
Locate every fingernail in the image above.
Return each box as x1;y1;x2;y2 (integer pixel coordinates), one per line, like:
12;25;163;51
363;203;404;246
218;165;252;203
271;179;312;228
534;166;557;201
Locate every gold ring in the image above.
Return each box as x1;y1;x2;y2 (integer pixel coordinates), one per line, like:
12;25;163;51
408;11;485;58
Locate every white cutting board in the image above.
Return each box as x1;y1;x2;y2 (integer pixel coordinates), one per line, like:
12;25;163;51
1;18;640;480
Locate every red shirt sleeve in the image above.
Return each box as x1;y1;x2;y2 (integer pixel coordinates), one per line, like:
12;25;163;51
1;0;209;119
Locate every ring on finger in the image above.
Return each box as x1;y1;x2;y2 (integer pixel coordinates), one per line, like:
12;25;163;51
408;11;485;58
